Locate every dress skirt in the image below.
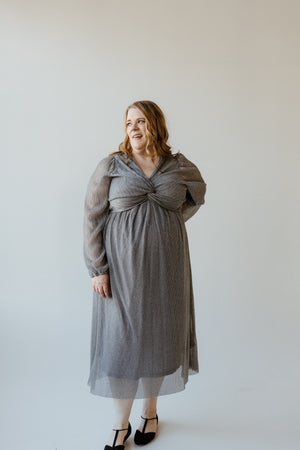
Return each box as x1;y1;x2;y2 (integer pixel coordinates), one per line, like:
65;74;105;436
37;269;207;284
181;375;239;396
83;151;206;399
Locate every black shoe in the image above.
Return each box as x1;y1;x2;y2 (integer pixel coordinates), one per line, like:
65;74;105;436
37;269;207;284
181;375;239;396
104;422;131;450
134;414;158;446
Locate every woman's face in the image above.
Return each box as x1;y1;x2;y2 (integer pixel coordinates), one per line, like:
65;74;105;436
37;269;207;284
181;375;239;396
126;108;148;153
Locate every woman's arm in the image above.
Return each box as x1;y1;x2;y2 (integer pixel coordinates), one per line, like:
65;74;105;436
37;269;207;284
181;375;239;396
176;152;207;222
83;155;114;277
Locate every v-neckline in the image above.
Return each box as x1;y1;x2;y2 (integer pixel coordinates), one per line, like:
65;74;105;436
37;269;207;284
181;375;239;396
130;154;163;180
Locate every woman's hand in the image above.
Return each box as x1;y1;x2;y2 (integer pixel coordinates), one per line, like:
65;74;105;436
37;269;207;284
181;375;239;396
92;273;112;298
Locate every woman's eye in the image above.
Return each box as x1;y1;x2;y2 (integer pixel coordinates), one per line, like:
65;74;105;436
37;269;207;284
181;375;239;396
126;120;144;126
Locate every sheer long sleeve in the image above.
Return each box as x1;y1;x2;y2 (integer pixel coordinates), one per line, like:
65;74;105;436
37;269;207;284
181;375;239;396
83;155;114;277
176;152;207;222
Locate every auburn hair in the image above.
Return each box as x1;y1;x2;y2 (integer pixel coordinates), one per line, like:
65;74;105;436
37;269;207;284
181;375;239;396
110;100;174;166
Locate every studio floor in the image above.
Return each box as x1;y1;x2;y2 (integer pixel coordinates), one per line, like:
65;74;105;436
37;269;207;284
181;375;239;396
2;373;299;450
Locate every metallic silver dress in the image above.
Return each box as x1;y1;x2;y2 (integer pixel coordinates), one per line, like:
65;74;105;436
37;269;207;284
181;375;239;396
83;151;206;398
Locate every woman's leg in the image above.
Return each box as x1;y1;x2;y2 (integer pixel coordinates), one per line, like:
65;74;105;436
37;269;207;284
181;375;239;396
106;398;134;446
137;396;158;433
106;376;139;446
137;375;163;433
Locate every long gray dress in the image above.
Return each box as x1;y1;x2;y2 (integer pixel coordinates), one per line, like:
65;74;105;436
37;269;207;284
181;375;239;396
83;150;206;399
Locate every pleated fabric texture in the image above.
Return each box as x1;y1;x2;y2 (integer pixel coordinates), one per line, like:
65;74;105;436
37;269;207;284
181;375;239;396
83;151;206;399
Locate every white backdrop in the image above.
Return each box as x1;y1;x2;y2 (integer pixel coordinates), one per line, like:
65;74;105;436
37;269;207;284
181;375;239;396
1;1;299;449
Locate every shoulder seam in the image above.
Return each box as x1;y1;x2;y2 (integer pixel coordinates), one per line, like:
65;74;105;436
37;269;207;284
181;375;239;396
109;154;115;173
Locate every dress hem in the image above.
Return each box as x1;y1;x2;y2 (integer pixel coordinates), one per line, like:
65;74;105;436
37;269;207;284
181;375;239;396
87;368;199;399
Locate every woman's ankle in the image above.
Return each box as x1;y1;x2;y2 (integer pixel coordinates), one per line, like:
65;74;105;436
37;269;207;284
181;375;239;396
113;420;130;429
142;410;157;418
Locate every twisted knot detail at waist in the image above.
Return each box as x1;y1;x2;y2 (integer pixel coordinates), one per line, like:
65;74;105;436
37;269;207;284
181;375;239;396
108;185;185;213
147;188;156;197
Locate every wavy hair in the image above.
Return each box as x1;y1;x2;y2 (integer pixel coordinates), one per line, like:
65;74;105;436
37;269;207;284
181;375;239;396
110;100;174;166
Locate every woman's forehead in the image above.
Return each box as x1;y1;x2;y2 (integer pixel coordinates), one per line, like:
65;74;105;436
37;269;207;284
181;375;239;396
127;107;145;120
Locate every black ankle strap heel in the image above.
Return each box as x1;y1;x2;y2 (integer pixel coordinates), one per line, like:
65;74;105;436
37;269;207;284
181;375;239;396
104;422;131;450
134;414;158;446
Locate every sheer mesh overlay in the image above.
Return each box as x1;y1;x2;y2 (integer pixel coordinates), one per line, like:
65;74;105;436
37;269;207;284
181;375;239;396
83;151;206;398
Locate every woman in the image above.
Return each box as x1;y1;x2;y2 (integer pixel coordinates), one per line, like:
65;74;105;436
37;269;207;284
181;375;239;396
83;100;207;449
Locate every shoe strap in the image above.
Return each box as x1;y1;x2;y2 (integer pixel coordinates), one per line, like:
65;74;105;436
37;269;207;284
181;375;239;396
112;429;119;447
112;425;129;447
141;414;158;433
141;415;157;421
